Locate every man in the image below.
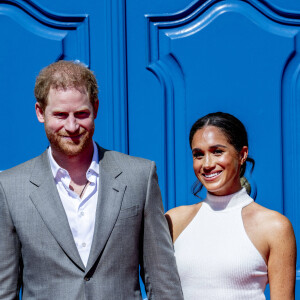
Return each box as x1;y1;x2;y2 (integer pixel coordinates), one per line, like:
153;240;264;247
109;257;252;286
0;61;183;299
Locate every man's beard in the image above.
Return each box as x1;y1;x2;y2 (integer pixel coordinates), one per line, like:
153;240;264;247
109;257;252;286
45;126;94;157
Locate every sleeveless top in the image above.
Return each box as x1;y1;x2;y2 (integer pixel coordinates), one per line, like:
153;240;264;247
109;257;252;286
174;188;268;299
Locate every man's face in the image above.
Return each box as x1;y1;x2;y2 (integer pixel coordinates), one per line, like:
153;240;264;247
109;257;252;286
35;87;98;158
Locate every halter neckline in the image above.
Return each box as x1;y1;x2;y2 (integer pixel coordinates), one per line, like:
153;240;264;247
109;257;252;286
204;188;252;211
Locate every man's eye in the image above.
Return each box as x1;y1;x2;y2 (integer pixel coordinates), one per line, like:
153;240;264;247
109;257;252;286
55;113;67;118
75;112;90;118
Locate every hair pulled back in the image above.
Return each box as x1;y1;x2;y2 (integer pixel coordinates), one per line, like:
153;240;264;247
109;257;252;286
189;112;255;196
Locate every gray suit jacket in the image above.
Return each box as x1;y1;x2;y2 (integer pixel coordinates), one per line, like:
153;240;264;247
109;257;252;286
0;146;183;299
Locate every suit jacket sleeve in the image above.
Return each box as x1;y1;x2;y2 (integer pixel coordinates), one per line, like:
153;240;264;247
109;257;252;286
0;181;21;299
140;161;183;300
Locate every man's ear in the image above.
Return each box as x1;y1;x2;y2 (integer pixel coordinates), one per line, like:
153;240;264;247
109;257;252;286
240;146;248;165
35;102;45;123
93;98;99;119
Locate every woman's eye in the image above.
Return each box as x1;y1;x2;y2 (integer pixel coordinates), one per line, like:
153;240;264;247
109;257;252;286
214;149;223;155
193;151;203;158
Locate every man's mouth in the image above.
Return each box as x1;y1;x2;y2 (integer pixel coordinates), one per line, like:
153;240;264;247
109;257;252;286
61;133;84;139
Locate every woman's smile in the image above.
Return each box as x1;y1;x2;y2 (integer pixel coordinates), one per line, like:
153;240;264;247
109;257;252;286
202;171;222;180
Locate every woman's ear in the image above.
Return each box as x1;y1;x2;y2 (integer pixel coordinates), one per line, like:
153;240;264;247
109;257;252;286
240;146;248;165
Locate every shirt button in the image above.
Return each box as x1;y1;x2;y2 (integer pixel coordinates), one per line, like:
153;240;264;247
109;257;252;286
80;211;85;216
84;277;90;281
82;242;86;247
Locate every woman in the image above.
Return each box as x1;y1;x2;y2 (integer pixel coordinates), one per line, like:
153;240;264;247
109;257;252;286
166;112;296;299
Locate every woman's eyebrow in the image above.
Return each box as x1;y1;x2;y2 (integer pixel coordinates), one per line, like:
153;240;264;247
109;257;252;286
209;144;227;149
192;144;228;152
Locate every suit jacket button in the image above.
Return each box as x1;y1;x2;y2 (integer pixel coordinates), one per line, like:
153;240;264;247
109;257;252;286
84;277;90;281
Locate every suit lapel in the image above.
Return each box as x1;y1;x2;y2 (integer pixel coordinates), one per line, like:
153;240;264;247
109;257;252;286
29;151;85;271
86;147;126;271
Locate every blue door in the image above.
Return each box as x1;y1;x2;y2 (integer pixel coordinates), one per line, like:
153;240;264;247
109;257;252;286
1;0;299;298
0;0;123;168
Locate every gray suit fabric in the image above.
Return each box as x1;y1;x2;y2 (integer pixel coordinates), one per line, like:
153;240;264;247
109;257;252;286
0;146;183;300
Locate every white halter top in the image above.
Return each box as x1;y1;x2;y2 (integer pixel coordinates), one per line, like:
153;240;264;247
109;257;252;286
174;188;268;299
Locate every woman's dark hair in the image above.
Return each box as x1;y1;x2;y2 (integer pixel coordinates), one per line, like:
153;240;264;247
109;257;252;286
189;112;255;197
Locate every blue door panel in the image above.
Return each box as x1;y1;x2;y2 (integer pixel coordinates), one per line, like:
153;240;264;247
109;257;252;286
0;0;125;169
146;0;297;211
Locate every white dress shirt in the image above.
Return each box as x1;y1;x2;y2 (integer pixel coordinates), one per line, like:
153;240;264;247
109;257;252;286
48;141;99;267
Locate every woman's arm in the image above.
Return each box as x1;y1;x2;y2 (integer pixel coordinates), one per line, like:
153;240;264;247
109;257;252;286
267;213;296;300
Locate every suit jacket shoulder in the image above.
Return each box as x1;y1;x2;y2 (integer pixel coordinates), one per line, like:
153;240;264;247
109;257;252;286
98;146;153;178
0;150;49;188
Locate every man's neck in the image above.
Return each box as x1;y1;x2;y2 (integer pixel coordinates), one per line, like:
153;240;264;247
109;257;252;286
51;144;94;185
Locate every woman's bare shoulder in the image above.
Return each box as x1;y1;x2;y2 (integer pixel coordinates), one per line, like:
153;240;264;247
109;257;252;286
166;202;202;243
244;202;295;240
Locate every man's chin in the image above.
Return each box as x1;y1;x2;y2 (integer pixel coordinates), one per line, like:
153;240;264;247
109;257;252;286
60;143;86;156
59;147;83;157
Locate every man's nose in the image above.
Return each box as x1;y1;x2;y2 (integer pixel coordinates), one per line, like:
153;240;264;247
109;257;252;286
65;115;79;132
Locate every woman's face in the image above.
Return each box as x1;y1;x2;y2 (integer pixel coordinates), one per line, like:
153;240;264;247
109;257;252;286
191;125;248;196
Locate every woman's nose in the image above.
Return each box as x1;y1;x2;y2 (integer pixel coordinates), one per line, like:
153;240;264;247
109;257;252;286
203;154;214;169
